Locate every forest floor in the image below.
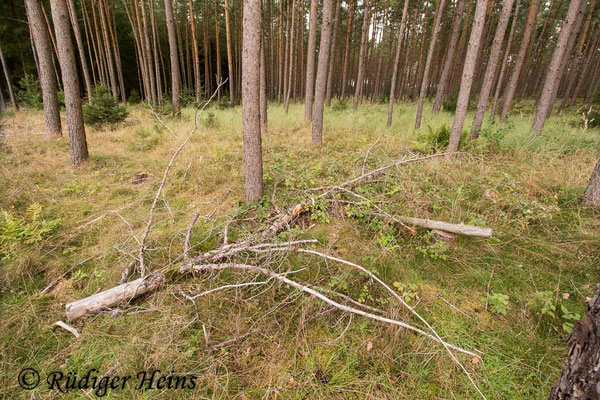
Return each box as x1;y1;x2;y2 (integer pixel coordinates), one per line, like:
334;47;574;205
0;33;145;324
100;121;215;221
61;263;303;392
1;100;599;399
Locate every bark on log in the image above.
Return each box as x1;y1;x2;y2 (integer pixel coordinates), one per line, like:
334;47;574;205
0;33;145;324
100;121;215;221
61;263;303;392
549;285;600;399
65;273;164;321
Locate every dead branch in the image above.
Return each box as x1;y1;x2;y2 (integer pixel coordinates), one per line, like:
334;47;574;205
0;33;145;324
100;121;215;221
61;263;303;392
186;262;478;357
65;273;165;321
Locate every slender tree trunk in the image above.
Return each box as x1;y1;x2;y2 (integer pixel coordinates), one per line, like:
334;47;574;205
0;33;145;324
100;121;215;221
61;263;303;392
352;0;370;109
188;0;201;103
50;0;88;164
531;0;584;135
571;31;600;106
65;0;93;103
325;0;340;106
447;0;487;153
340;0;355;100
471;0;515;137
164;0;181;116
304;0;318;120
98;0;118;98
0;45;18;110
490;0;519;121
224;0;235;104
260;35;268;130
386;0;409;127
203;4;211;97
500;0;539;122
277;0;284;104
311;0;333;144
108;3;126;102
140;0;157;106
242;0;264;201
25;0;62;137
415;0;446;129
214;0;222;100
548;283;600;399
284;0;296;113
432;0;466;113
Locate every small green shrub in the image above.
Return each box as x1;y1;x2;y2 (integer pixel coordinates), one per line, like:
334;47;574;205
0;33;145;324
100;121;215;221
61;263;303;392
180;89;195;107
128;89;141;104
332;100;348;112
528;291;582;333
130;128;160;151
418;124;467;151
153;97;173;116
0;204;60;260
83;85;128;126
18;73;42;109
202;111;218;128
482;293;510;316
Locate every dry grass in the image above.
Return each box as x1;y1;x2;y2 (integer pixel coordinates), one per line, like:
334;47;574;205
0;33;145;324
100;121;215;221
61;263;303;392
0;101;599;399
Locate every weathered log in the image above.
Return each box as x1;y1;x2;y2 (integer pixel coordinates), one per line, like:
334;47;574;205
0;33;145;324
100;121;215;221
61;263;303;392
549;284;600;399
396;216;493;238
65;273;164;321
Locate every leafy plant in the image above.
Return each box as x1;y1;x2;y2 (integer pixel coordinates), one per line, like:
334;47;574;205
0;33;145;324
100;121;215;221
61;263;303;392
0;204;60;260
310;201;330;224
482;293;510;316
416;231;449;260
393;282;419;303
83;85;128;126
529;291;582;333
202;111;218;128
332;100;348;112
560;304;581;334
18;73;42;109
128;89;141;104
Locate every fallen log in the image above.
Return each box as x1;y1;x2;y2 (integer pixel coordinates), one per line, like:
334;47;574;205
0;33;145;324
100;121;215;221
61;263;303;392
65;273;164;321
396;216;492;238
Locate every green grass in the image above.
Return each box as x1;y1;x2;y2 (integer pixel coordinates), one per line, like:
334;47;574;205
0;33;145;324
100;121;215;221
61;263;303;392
0;100;599;399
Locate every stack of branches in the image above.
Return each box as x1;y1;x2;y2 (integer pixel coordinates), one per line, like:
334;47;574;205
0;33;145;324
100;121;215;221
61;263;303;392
62;87;492;398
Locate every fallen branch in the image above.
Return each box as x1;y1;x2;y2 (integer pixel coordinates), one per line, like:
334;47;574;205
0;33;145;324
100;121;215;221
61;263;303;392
65;273;165;321
383;214;492;238
53;321;80;338
187;262;478;357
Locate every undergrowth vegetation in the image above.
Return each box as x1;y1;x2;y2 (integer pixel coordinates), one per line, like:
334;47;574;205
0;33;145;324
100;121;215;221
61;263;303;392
0;102;599;398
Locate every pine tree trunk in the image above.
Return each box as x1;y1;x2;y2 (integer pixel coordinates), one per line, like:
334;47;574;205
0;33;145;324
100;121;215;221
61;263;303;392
470;0;515;137
0;45;18;110
548;283;600;398
433;0;465;113
188;0;201;103
108;4;126;102
531;0;583;135
214;0;222;100
386;0;409;127
352;0;370;110
304;0;318;120
415;0;446;129
447;0;487;153
260;34;268;130
98;0;118;98
25;0;62;137
500;0;539;122
224;0;235;104
325;0;340;107
140;0;157;106
311;0;333;144
490;0;519;121
284;0;296;113
50;0;89;165
340;0;354;100
164;0;181;116
65;0;93;103
242;0;264;202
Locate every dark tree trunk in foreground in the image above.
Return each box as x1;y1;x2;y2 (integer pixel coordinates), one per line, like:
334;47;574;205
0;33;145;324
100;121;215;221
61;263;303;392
242;0;264;202
50;0;88;165
164;0;181;116
0;45;18;110
471;0;515;138
447;0;487;153
311;0;333;144
549;284;600;399
386;0;409;127
583;157;600;207
415;0;445;129
531;0;583;135
304;0;318;120
25;0;62;137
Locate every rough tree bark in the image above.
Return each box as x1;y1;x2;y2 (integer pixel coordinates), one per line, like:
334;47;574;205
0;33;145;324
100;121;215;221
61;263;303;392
24;0;62;137
325;0;341;107
531;0;583;135
386;0;409;127
66;0;93;103
352;0;370;109
470;0;515;138
447;0;487;153
0;45;18;110
415;0;446;129
242;0;264;201
340;0;355;100
500;0;539;122
548;284;600;399
164;0;181;116
50;0;89;165
583;157;600;207
304;0;318;120
432;0;466;114
311;0;334;144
